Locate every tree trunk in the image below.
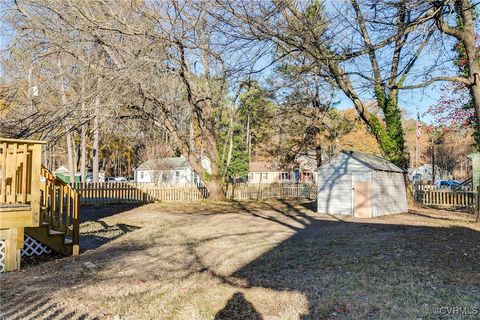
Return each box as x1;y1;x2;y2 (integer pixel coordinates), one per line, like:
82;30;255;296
189;113;195;151
204;178;225;200
222;106;235;178
80;76;87;185
459;0;480;148
58;58;75;185
186;151;225;200
65;129;75;185
93;93;100;182
315;145;322;168
246;113;251;163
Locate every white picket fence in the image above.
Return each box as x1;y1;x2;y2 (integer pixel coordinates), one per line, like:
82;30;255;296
414;184;479;209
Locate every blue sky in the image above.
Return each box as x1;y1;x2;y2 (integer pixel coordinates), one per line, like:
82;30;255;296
335;85;441;122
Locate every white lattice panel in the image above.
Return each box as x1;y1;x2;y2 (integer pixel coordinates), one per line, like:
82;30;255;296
0;240;5;273
21;235;52;257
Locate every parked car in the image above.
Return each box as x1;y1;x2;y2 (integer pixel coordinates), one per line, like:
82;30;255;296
85;173;105;183
105;177;116;183
435;180;460;189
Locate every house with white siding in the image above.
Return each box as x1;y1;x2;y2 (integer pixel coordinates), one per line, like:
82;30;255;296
316;150;408;218
134;156;210;186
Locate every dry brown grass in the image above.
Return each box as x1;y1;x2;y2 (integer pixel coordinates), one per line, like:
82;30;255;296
1;200;479;319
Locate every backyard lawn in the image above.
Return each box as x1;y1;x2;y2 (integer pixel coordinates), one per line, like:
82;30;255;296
1;200;479;319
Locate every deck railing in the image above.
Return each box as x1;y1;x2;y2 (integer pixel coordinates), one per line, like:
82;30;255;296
0;138;44;225
40;166;80;254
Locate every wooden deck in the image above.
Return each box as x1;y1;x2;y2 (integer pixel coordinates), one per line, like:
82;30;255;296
0;138;79;272
0;138;44;271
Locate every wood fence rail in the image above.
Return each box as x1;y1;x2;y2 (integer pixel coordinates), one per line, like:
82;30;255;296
224;183;317;200
414;187;478;209
74;182;209;204
73;182;316;204
413;184;473;192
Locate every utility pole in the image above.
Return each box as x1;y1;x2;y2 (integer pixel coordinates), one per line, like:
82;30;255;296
432;140;435;184
416;108;421;168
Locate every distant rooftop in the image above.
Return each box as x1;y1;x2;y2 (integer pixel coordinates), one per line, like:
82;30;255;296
136;156;190;171
340;150;406;173
249;161;283;172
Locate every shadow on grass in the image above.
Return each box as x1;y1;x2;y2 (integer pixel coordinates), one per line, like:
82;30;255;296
2;200;479;319
0;293;95;320
223;200;480;318
79;203;145;222
215;292;263;320
79;204;144;251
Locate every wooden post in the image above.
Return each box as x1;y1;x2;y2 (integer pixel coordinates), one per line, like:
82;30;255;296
10;143;17;203
1;142;7;203
72;192;80;255
30;144;42;226
21;144;28;204
475;186;479;224
2;228;21;271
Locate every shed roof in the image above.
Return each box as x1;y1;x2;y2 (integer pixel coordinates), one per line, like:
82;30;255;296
323;150;406;173
136;156;190;171
54;165;70;173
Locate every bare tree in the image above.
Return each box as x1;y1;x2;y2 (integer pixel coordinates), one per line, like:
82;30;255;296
212;0;441;166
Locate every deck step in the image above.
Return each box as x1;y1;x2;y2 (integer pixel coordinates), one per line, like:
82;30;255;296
0;203;31;212
25;223;73;256
49;230;64;236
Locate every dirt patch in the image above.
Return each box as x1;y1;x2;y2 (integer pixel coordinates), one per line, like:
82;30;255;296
1;200;479;319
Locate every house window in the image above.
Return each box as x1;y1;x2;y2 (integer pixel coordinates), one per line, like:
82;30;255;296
175;171;180;178
248;173;253;180
261;173;268;180
280;172;289;180
140;172;144;179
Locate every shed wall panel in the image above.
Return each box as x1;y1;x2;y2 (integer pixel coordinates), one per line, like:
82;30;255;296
317;171;353;215
373;171;407;216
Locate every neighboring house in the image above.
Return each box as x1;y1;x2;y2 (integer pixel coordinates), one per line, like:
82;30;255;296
248;162;286;184
294;152;319;183
409;164;451;184
467;152;479;190
134;156;210;186
54;166;105;183
317;150;408;218
247;161;315;184
54;166;80;183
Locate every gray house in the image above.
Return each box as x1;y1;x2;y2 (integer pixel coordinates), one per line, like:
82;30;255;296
317;150;408;218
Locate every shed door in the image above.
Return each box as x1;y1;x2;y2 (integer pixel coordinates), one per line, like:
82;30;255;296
353;173;372;218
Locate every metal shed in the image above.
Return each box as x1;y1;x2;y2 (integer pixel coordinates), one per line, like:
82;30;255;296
317;150;408;218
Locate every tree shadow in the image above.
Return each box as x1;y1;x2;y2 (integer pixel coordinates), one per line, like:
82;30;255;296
79;203;145;223
78;203;145;251
225;202;480;318
214;292;263;320
2;200;479;319
0;292;95;320
80;221;141;251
